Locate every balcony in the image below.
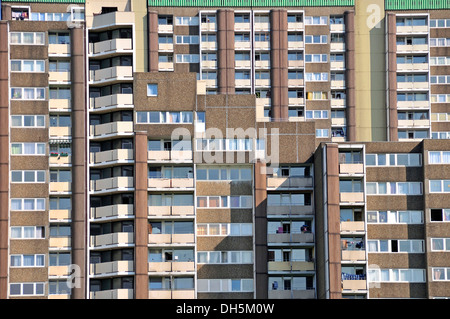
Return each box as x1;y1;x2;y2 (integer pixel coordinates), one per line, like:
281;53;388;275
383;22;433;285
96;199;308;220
287;79;304;87
268;261;315;272
287;22;304;31
268;232;314;244
48;44;70;56
158;62;174;71
49;71;70;84
330;43;345;51
397;100;429;109
202;60;217;69
330;24;345;32
341;250;366;262
148;206;194;217
255;41;270;50
397;82;429;90
339;192;364;203
288;60;304;69
396;44;428;52
288;41;304;50
149;289;195;299
90;176;134;192
340;221;365;233
90;289;133;299
397;119;430;128
89;66;133;85
91;260;134;276
268;289;315;299
331;99;346;108
158;24;173;33
204;79;217;88
331;80;345;89
49;209;71;222
235;79;251;88
148;178;194;189
288;98;304;106
90;94;133;111
255;60;270;69
48;265;71;277
49;99;71;112
90;38;133;57
255;79;270;87
148;150;192;162
49;154;71;166
267;177;313;189
267;205;313;216
148;233;195;245
396;25;428;34
331;61;345;70
49;237;71;250
90;11;135;31
49;182;71;194
397;63;428;71
234;22;250;31
341;278;367;291
90;121;134;138
148;261;195;273
200;41;217;51
254;22;270;31
339;163;364;175
90;232;134;248
90;149;134;165
49;127;71;138
91;204;133;220
201;22;216;32
235;60;251;69
158;43;173;52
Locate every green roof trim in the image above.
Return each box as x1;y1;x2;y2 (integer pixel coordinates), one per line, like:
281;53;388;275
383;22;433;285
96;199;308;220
2;0;85;3
385;0;450;10
148;0;354;7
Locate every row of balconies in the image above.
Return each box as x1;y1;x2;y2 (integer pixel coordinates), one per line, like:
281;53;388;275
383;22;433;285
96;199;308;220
148;178;194;189
89;121;134;139
397;44;428;52
268;261;315;272
268;289;315;299
89;66;133;85
89;38;133;57
267;176;313;189
89;288;195;299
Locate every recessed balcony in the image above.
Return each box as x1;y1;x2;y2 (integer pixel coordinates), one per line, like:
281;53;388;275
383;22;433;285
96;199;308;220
339;192;364;203
288;60;304;69
91;204;133;220
49;127;71;138
268;261;315;272
148;261;195;273
49;99;71;112
341;278;367;291
396;25;428;34
288;97;304;106
89;38;133;57
267;177;313;189
90;288;133;299
90;176;134;192
330;43;345;51
340;221;365;233
235;60;251;69
268;232;314;244
90;94;133;111
148;178;194;189
287;22;304;31
158;24;173;33
148;206;194;217
200;41;217;51
48;44;70;56
148;233;195;245
49;182;71;194
267;205;313;216
48;265;71;277
341;249;366;262
255;41;270;50
234;22;250;31
90;232;134;248
49;154;71;166
235;79;251;88
330;24;345;32
397;100;429;109
148;289;195;299
49;237;71;250
49;209;71;222
255;60;270;69
49;71;70;84
254;22;270;31
339;163;364;175
90;149;134;165
90;121;134;138
331;61;345;70
397;63;428;71
396;44;428;52
148;150;192;162
397;119;430;128
268;289;315;299
90;11;135;31
91;260;134;276
397;82;429;90
158;62;174;71
287;41;304;50
89;66;133;85
201;22;216;32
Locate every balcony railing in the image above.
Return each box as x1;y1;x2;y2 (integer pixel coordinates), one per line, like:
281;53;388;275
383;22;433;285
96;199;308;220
148;289;195;299
268;232;314;244
267;205;313;216
90;121;134;138
90;11;135;30
268;260;315;272
90;94;133;110
48;44;70;56
49;209;71;222
339;192;364;203
148;150;192;162
90;204;133;220
148;178;194;189
90;232;134;248
148;261;195;273
89;38;133;56
89;66;133;84
148;206;194;217
268;289;315;299
339;163;364;175
267;176;313;189
90;260;134;276
148;233;195;245
90;288;133;299
90;149;134;165
90;176;134;192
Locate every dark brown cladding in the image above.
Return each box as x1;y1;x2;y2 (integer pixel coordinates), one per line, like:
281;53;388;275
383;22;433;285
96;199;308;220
0;20;9;299
70;26;87;299
134;131;149;299
148;11;159;72
344;11;356;142
254;161;267;299
387;13;398;141
270;9;288;121
217;9;235;94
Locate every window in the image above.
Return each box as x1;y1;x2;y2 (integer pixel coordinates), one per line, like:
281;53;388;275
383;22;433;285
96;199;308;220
158;16;173;25
330;15;344;24
430;75;450;84
196;139;253;151
10;226;45;239
11;170;46;183
397;36;427;46
197;279;253;293
10;254;45;267
196;167;252;181
234;14;250;24
306;91;328;100
9;283;45;296
11;87;45;100
431;238;450;251
149;221;194;235
305;54;327;63
197;251;252;264
11;115;45;128
50;225;71;237
11;60;45;73
176;54;199;63
267;193;310;206
316;129;329;138
428;151;450;164
201;14;216;24
254;14;269;24
49;115;71;127
396;17;427;27
10;32;45;45
366;182;422;195
49;280;71;295
202;52;217;62
148;193;194;206
175;16;199;26
368;269;425;283
431;94;450;103
71;7;85;21
49;197;71;210
398;130;429;140
365;153;421;166
287;33;303;42
368;239;424;253
11;198;45;211
48;32;70;45
304;16;327;25
430;38;450;47
430;56;450;65
305;73;328;82
147;84;158;96
50;169;71;183
367;210;423;224
11;143;46;155
429;180;450;193
176;35;199;44
304;35;327;44
137;111;193;124
306;110;328;119
49;87;71;100
255;32;270;42
196;196;252;209
432;132;450;139
431;209;450;222
430;19;450;28
49;60;70;72
339;179;363;193
330;33;344;43
196;223;252;236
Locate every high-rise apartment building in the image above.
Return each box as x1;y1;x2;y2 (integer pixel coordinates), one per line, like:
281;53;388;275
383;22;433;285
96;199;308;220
0;0;448;300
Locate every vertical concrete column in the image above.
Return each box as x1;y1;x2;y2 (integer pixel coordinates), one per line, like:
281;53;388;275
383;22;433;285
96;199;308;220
148;11;159;72
325;144;342;299
254;161;268;299
387;13;398;141
134;131;149;298
270;9;288;121
345;11;356;142
70;26;87;299
1;5;11;20
0;21;9;299
217;9;235;94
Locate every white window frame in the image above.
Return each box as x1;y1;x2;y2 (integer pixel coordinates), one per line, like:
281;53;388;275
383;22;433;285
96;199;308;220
11;170;46;183
365;153;422;167
11;115;45;128
9;282;45;296
196;195;253;209
147;84;158;96
432;268;450;281
10;143;46;155
429;180;450;193
315;129;329;138
9;32;45;45
175;16;199;26
10;60;45;73
367;210;423;224
10;254;45;267
428;151;450;164
196;223;253;236
306;110;328;119
10;226;45;239
197;279;253;292
366;182;422;195
10;198;46;211
11;87;46;100
367;239;424;253
304;16;327;25
431;238;450;251
197;251;253;264
368;268;426;283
